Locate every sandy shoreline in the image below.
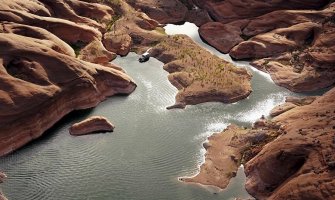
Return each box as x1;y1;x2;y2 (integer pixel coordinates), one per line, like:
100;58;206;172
180;125;249;189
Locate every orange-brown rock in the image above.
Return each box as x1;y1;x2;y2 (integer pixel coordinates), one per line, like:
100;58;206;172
183;88;335;199
270;103;297;117
0;172;6;184
70;116;115;136
125;0;212;26
195;1;335;92
0;189;6;200
245;88;335;199
133;1;333;92
103;31;133;56
150;34;252;108
0;29;136;156
181;120;282;189
199;21;245;53
194;0;329;23
0;172;7;200
78;39;117;64
125;0;188;24
181;125;249;189
0;0;178;156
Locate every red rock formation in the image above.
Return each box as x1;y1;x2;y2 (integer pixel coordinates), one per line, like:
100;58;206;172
182;88;335;199
0;172;7;200
194;0;329;23
197;1;335;92
245;87;335;199
0;31;136;156
0;190;7;200
0;0;152;156
125;0;212;26
70;116;115;136
0;172;6;184
181;125;250;189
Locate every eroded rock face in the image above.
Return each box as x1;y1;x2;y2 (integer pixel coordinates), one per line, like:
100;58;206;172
104;32;132;56
150;34;252;108
0;0;149;156
70;116;115;136
181;125;249;189
132;0;334;92
183;88;335;199
0;193;6;200
0;32;136;156
0;172;6;184
196;1;335;92
125;0;212;26
194;0;329;23
0;172;7;200
245;88;335;200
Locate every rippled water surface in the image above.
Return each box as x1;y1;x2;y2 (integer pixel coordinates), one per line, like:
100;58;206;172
0;23;298;200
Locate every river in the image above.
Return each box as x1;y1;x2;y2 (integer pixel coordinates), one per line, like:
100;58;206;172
0;22;300;200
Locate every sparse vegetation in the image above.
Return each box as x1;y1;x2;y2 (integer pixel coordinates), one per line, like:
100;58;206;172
106;15;122;32
155;35;250;88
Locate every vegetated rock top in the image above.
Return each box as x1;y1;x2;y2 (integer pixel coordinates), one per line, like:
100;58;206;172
150;34;252;108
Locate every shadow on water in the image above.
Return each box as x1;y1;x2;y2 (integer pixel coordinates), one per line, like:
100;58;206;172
2;108;94;158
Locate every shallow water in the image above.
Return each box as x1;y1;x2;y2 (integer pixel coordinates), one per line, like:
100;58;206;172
0;23;301;200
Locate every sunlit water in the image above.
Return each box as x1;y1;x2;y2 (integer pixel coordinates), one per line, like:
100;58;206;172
0;22;309;200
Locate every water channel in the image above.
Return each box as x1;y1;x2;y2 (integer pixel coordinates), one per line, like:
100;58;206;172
0;22;302;200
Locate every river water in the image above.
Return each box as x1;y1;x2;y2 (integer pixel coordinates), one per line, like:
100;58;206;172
0;23;299;200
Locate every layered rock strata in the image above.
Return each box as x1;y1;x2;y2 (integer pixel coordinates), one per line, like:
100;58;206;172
196;1;335;92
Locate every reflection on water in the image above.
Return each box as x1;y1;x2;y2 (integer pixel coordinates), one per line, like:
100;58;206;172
0;22;301;200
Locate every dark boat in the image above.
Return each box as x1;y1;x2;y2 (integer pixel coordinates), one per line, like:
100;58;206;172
139;52;150;63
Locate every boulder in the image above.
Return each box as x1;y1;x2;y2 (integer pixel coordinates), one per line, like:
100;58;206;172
69;116;115;136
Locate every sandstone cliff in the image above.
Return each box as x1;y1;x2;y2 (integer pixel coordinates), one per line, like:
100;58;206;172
183;88;335;199
197;0;335;92
245;88;335;200
0;0;150;156
137;0;335;92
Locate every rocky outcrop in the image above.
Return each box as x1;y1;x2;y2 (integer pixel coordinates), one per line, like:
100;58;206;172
270;96;316;117
0;172;7;200
183;88;335;199
0;31;136;156
195;1;335;92
194;0;329;23
0;172;6;184
70;116;115;136
181;125;249;189
127;0;334;92
0;191;6;200
245;87;335;200
125;0;212;26
181;118;282;190
150;34;252;108
0;0;149;156
104;31;133;56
